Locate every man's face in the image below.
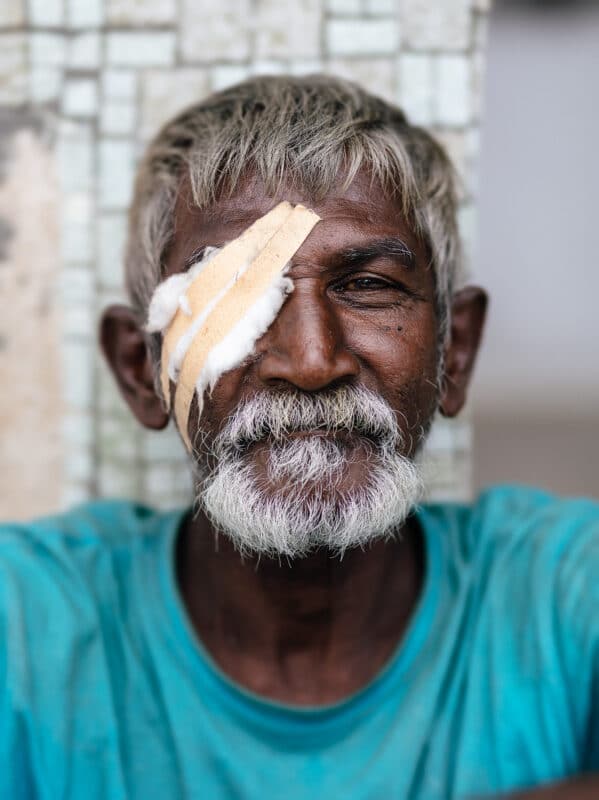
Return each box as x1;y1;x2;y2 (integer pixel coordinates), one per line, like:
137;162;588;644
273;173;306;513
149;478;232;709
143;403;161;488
157;167;442;556
166;168;440;455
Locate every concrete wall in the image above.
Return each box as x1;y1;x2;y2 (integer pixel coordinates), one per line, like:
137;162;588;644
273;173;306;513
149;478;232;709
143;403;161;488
0;0;492;519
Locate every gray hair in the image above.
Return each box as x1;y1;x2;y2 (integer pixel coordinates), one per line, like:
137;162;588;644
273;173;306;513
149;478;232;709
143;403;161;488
125;74;462;342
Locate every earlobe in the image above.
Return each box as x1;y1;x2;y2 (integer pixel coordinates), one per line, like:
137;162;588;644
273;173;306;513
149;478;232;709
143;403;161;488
439;286;488;418
99;304;170;430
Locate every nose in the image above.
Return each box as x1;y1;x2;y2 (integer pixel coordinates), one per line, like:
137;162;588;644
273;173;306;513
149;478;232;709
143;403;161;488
256;284;360;391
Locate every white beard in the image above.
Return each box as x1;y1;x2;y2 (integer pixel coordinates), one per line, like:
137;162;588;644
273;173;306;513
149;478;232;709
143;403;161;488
192;386;426;559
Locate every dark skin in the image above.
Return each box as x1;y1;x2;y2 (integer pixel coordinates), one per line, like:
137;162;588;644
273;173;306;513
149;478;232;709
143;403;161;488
101;169;597;798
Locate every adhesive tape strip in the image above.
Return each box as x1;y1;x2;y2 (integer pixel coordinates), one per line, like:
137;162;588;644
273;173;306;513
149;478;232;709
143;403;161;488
160;201;295;408
174;204;320;451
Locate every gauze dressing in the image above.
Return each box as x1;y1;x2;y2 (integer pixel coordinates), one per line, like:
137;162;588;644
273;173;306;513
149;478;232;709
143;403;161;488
146;202;320;450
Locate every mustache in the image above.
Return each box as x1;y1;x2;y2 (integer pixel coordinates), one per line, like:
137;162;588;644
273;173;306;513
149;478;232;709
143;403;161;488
211;385;403;454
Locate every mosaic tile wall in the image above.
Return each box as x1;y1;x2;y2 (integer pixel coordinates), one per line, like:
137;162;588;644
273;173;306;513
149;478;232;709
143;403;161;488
0;0;491;516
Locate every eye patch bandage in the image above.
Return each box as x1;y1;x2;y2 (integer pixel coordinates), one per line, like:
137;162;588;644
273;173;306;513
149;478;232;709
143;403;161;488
146;202;321;451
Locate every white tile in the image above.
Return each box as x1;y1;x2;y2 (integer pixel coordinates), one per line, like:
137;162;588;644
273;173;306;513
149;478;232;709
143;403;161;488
68;32;101;70
62;298;96;340
62;193;93;262
62;223;93;264
327;57;396;104
28;0;63;26
97;361;129;415
401;0;472;51
62;340;94;410
62;79;98;117
102;69;137;99
365;0;396;14
210;64;250;92
62;412;94;449
58;265;95;303
30;32;67;67
99;417;140;461
171;464;193;492
452;419;472;452
57;125;94;192
144;464;175;496
425;418;455;452
397;52;433;125
98;286;127;307
66;0;104;28
0;34;27;104
29;67;62;103
61;483;93;508
101;100;136;135
99;138;135;209
65;448;94;484
98;463;140;498
289;60;324;76
435;54;472;127
464;125;481;198
106;0;176;25
255;0;321;60
140;68;209;141
98;213;127;288
141;425;185;461
165;490;193;511
180;0;250;63
458;202;477;269
250;60;286;76
326;0;361;13
106;32;176;67
63;192;93;226
471;50;487;122
326;18;398;57
0;1;24;26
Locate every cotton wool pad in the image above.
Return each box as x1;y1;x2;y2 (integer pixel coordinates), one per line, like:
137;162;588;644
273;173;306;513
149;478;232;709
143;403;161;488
146;202;321;451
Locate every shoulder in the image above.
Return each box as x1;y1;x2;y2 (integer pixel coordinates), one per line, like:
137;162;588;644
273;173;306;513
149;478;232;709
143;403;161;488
0;500;172;589
422;484;599;669
427;486;599;752
0;500;185;654
424;484;599;577
0;502;185;789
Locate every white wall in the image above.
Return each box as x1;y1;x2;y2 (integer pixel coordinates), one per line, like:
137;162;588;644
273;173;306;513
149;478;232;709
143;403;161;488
472;1;599;420
472;1;599;497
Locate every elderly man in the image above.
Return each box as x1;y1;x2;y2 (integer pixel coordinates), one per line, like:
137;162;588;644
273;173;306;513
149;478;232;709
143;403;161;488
1;76;597;799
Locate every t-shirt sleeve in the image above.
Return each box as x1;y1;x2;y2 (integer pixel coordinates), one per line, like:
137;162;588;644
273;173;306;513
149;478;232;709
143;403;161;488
0;523;51;798
553;503;599;770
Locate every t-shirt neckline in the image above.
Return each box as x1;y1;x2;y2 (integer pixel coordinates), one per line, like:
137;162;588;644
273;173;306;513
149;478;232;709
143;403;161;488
156;504;443;735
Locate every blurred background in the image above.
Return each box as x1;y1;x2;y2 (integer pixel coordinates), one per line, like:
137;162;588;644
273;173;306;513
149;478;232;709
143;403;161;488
472;0;599;498
0;0;597;520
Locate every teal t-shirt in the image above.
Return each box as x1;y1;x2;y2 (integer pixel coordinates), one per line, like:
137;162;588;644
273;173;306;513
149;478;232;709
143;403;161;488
1;486;598;799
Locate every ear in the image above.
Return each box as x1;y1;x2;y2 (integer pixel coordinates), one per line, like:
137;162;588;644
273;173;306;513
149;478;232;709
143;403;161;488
439;286;488;418
99;304;169;430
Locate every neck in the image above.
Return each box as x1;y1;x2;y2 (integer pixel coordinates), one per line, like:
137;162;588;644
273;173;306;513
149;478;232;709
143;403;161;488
177;510;424;706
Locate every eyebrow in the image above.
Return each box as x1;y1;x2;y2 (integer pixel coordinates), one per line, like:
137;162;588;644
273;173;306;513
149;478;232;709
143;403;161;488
337;237;417;271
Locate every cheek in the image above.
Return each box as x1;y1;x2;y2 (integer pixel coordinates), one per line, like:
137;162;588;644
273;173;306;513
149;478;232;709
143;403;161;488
343;308;440;438
344;305;439;383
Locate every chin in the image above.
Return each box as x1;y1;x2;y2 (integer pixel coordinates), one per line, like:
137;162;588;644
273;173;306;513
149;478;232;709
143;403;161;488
194;435;424;559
